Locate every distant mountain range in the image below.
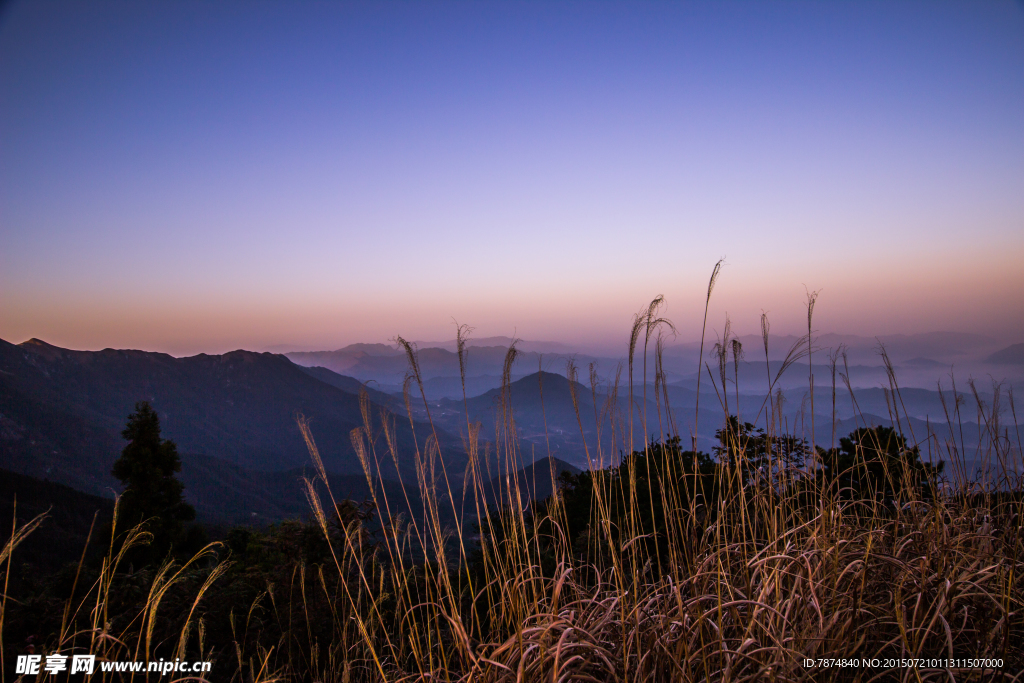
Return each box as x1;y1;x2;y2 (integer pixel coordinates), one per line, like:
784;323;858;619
286;343;603;391
0;338;465;523
662;331;999;362
2;334;1017;524
285;331;1021;399
432;371;609;466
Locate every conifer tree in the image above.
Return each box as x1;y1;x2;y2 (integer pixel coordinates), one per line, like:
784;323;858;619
112;401;195;561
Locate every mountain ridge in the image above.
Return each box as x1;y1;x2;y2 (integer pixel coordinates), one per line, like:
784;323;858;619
0;337;465;514
987;343;1024;365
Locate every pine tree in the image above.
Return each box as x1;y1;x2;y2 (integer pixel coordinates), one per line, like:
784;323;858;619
112;401;195;561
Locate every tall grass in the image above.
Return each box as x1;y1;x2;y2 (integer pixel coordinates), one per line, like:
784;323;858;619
3;276;1022;681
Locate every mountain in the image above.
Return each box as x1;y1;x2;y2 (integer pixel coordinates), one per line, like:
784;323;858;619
285;344;401;375
176;454;427;525
458;371;595;428
987;343;1024;365
481;456;581;510
417;374;508;400
286;344;607;395
423;371;675;468
0;468;115;580
0;338;464;512
296;365;400;407
431;371;598;463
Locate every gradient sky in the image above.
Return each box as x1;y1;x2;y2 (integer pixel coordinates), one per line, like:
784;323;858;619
2;1;1023;355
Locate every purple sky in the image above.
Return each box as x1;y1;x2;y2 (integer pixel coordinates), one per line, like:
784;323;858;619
2;1;1023;355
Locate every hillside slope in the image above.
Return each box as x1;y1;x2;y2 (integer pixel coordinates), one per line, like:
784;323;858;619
0;338;464;504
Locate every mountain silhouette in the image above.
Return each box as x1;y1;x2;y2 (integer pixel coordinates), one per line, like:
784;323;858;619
987;343;1024;365
0;338;464;515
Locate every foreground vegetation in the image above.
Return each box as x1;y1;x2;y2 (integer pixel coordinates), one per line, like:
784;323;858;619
3;284;1023;681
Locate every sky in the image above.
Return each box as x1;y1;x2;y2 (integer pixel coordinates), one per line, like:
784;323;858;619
2;1;1023;356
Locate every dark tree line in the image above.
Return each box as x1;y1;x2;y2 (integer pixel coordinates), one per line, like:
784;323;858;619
499;419;945;572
